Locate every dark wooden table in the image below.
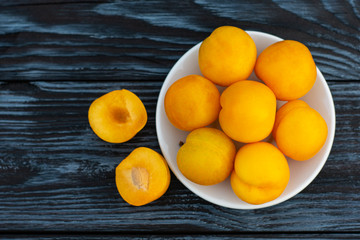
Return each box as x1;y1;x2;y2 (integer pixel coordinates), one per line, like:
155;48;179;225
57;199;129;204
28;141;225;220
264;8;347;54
0;0;359;239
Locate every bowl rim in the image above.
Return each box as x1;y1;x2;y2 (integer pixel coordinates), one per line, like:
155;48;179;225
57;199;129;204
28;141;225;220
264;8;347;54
155;30;336;209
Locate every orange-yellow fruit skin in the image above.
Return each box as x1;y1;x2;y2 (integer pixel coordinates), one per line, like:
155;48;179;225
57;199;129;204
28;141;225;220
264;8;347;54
164;74;221;131
255;40;317;101
219;80;276;143
272;100;310;140
230;142;290;205
198;26;257;86
115;147;171;206
177;128;236;185
88;89;147;143
274;103;328;161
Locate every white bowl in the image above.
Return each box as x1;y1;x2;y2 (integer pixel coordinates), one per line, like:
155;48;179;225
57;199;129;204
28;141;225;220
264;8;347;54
156;31;336;209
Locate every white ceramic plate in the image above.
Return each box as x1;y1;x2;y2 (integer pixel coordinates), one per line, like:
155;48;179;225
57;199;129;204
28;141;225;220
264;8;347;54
156;31;336;209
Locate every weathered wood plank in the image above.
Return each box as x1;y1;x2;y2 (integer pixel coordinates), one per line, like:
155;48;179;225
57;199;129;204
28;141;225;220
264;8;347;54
0;80;359;232
1;233;360;240
0;0;359;236
0;0;358;81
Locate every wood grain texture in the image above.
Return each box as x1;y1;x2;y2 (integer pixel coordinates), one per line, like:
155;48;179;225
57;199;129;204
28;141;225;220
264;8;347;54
0;81;359;233
0;0;358;81
0;0;359;237
2;233;360;240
